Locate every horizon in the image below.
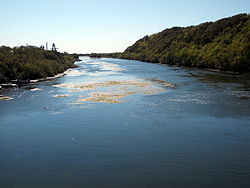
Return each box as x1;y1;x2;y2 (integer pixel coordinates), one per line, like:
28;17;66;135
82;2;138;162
1;0;249;54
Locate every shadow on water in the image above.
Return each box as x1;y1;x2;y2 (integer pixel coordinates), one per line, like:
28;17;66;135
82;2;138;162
189;71;250;83
180;70;250;99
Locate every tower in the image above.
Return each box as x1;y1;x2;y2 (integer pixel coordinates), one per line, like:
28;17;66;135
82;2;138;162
52;43;57;51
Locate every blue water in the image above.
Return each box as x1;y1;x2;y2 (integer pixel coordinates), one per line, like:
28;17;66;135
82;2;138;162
0;57;250;188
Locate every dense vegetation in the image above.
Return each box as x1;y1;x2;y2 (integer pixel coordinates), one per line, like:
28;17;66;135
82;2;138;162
92;14;250;73
0;46;76;83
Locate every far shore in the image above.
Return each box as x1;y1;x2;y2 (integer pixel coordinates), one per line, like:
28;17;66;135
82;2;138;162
83;55;248;75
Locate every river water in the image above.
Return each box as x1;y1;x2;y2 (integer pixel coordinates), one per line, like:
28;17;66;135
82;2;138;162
0;57;250;188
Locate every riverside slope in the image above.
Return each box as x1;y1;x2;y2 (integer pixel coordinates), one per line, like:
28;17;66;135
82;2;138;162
91;14;250;73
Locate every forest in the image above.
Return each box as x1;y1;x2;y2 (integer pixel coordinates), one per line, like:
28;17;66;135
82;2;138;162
0;46;76;83
92;14;250;73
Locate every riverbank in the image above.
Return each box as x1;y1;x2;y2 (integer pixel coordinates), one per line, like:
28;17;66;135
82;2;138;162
0;67;79;100
0;67;75;87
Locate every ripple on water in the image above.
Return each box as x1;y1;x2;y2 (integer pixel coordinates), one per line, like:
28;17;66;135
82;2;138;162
53;94;72;98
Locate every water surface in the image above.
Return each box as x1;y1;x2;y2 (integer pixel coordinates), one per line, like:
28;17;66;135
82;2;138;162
0;57;250;188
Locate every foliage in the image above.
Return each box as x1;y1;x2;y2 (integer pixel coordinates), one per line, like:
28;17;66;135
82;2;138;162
0;46;76;83
109;14;250;72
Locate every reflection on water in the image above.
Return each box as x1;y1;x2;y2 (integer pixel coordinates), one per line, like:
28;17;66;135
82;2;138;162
0;57;250;188
186;71;250;99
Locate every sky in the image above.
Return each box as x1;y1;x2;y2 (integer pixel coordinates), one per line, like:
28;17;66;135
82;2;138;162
0;0;249;53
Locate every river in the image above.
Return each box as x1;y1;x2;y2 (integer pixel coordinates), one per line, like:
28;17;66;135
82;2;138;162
0;57;250;188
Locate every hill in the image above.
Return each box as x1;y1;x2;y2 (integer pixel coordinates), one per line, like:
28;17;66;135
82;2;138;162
109;14;250;72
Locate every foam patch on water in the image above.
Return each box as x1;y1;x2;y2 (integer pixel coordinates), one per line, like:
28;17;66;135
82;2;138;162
85;62;126;72
30;88;42;91
53;80;151;92
51;61;175;104
53;94;72;98
86;71;121;77
66;69;87;77
50;111;64;115
0;96;13;100
53;79;174;103
77;91;137;103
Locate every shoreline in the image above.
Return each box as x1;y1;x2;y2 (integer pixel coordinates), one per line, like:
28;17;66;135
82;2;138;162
88;56;248;75
0;67;78;100
0;67;76;90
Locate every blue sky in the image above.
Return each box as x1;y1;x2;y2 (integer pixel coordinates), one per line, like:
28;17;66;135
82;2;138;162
0;0;249;53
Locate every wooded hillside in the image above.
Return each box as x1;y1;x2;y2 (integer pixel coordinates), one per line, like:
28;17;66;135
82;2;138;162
116;14;250;72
